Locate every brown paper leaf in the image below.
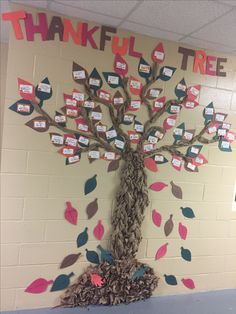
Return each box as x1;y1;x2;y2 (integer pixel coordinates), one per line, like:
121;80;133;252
164;214;174;237
72;62;88;84
25;116;49;132
108;159;120;172
86;198;98;219
170;181;183;199
49;133;64;147
60;253;81;269
112;90;124;108
146;88;163;100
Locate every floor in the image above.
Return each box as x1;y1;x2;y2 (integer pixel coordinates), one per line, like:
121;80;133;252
2;289;236;314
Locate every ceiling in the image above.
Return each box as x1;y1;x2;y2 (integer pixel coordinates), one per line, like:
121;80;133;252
1;0;236;55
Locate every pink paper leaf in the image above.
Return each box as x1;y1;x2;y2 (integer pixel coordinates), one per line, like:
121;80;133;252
90;273;103;287
155;243;168;260
178;222;188;240
149;182;168;192
144;158;158;172
25;278;53;294
182;278;195;290
163;115;177;130
93;220;104;240
152;209;162;227
64;201;78;225
18;78;35;101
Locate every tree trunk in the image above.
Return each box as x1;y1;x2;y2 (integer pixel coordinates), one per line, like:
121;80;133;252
110;150;149;259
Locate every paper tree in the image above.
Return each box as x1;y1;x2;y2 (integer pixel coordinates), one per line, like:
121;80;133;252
9;42;235;307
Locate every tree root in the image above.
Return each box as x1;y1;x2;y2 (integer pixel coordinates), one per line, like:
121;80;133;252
59;259;159;307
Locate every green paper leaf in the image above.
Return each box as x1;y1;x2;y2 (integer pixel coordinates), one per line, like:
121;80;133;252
35;77;52;101
50;273;74;292
97;245;114;264
173;123;185;144
181;247;192;262
180;207;195;219
9;99;34;116
164;274;177;286
158;66;176;81
132;266;149;280
84;175;97;195
103;72;121;88
175;78;187;99
138;57;152;79
218;139;232;152
203;102;214;125
85;249;100;264
76;227;88;248
88;68;103;91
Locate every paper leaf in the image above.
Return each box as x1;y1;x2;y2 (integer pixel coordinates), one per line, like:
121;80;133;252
180;207;195;219
138;57;152;78
90;273;103;287
86;249;100;264
171;155;183;171
182;278;195;289
86;198;98;219
49;133;64;147
144;158;158;172
158;66;176;81
60;253;81;269
203;102;215;125
166;103;182;115
163;115;177;130
25;116;49;132
72;61;88;84
50;273;74;292
151;42;165;64
179;222;188;240
152;154;168;164
187;85;200;101
77;227;88;248
149;182;168;192
84;175;97;195
218;139;232;152
93;220;104;240
186;145;203;158
25;278;53;294
97;245;114;264
122;113;135;125
181;247;192;262
108;159;120;172
64;201;78;225
170;181;183;199
65;153;81;166
173;123;185;144
164;214;174;237
164;274;177;286
152;209;162;227
155;243;168;260
35;77;52;101
132;266;149;280
114;54;128;77
146;88;162;100
182;129;195;142
183;99;199;109
18;78;35;100
128;130;140;144
175;78;187;99
88;68;103;91
134;120;144;133
103;72;121;88
54;111;66;127
129;76;143;95
152;96;166;112
192;153;208;167
9;99;34;116
112;90;124;108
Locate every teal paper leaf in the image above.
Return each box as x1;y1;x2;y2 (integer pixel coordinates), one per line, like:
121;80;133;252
152;154;168;164
85;249;100;264
97;245;114;264
138;57;152;79
76;227;88;248
84;175;97;195
35;77;52;101
158;66;176;81
132;266;149;280
50;273;74;292
114;135;125;151
89;68;103;91
134;120;144;134
103;72;121;88
9;99;34;116
180;207;195;219
203;102;214;125
175;78;187;99
173;123;185;144
164;274;177;286
166;103;182;115
181;247;192;262
218;139;232;152
186;145;203;158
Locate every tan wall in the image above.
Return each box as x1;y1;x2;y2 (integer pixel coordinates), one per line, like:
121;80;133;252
1;4;236;311
0;42;8;147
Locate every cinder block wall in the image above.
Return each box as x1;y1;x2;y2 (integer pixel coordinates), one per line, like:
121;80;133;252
1;4;236;312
